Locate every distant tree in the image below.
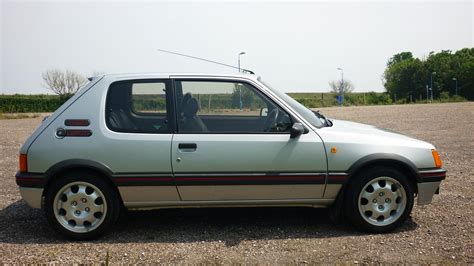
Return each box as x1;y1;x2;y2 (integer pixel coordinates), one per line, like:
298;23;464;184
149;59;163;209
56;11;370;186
42;69;87;99
329;79;354;94
383;48;474;101
383;55;425;101
386;52;414;67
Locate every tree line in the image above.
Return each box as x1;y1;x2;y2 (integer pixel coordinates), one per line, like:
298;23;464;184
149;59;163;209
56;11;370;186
383;48;473;101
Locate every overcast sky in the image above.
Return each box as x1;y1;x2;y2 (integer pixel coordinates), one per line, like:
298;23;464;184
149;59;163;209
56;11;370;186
1;0;472;94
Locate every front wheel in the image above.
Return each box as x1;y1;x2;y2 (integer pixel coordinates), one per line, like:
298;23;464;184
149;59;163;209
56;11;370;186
44;172;120;240
345;167;414;233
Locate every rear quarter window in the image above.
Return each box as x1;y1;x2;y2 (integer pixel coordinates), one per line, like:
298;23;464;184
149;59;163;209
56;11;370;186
131;82;167;114
105;80;170;133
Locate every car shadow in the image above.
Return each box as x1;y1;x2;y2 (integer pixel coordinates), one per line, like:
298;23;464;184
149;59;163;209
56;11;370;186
0;200;418;245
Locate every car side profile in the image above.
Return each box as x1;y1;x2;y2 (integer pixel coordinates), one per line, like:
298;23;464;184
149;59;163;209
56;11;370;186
16;73;446;239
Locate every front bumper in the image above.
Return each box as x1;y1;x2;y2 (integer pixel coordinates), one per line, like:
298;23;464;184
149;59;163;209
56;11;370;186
417;168;446;205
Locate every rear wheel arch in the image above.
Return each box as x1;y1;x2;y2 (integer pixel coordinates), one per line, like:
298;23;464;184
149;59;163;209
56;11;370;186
43;170;121;239
42;160;123;206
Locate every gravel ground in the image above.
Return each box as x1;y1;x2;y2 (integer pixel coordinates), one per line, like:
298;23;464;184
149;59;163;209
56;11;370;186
1;102;473;264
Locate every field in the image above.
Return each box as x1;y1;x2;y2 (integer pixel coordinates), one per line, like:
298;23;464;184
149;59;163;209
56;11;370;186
0;102;473;264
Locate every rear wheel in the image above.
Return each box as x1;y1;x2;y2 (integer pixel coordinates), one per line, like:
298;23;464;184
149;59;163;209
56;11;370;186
345;167;414;233
44;172;120;240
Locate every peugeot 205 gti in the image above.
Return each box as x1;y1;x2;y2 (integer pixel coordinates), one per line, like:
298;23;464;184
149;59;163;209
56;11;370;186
16;73;446;239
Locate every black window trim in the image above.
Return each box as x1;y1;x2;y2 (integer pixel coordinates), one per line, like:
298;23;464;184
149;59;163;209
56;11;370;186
172;78;296;135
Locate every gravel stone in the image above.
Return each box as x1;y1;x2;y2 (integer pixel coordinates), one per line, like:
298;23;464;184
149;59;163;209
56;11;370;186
0;102;473;263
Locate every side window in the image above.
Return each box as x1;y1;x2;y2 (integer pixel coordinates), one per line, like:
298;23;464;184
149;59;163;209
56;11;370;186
131;83;167;114
176;80;292;133
106;80;170;133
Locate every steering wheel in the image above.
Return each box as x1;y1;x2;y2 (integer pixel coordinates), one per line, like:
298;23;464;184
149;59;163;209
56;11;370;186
264;108;280;132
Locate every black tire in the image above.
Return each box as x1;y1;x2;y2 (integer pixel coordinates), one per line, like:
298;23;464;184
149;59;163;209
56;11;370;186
344;167;414;233
44;171;120;240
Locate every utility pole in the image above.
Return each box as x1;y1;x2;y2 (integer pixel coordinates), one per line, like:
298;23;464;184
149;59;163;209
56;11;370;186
453;77;458;96
426;85;429;104
238;52;246;110
430;72;436;102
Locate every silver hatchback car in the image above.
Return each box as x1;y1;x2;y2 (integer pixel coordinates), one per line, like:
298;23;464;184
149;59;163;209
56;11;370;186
16;73;445;239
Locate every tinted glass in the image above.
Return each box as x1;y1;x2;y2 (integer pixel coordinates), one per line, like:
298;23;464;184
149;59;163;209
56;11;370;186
176;80;292;133
106;80;170;133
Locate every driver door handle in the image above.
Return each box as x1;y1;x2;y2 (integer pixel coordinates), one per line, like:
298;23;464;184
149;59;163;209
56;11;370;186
178;143;197;151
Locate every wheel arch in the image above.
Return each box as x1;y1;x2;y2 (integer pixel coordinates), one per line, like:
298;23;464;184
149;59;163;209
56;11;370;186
42;159;123;205
346;153;420;192
330;153;419;226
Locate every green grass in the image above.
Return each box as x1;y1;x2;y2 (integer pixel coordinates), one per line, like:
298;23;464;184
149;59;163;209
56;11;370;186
0;94;66;113
0;112;40;120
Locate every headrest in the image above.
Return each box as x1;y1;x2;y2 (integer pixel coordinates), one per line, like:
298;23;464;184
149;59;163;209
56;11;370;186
182;98;199;117
181;92;193;108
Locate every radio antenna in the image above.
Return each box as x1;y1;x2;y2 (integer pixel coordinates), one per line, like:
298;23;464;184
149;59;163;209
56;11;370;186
156;48;254;74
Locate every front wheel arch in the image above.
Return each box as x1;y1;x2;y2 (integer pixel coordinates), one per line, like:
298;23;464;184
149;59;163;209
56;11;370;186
330;161;417;224
347;157;419;193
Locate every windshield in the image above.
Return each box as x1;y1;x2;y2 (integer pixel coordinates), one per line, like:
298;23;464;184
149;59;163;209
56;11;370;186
258;79;324;128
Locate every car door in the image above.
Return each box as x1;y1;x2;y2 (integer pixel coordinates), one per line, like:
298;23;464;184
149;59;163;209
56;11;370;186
170;77;327;201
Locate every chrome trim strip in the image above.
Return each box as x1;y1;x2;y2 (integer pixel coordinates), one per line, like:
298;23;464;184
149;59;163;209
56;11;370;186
124;198;335;210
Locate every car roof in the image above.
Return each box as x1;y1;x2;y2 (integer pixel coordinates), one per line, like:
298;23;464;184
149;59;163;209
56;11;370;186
98;72;260;81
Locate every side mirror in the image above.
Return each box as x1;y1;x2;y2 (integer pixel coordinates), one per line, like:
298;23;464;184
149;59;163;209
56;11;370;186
290;123;305;139
260;107;268;117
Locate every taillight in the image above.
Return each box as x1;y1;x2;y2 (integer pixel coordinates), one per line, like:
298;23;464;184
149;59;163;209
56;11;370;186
431;149;442;168
19;154;28;172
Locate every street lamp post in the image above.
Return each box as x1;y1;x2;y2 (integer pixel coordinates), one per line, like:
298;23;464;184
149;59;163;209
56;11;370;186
238;52;246;73
238;52;246;110
426;85;429;104
452;77;458;96
337;68;344;106
430;72;436;102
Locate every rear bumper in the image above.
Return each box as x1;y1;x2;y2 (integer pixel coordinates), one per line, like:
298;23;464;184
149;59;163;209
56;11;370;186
19;187;43;209
15;171;45;188
417;168;446;205
16;172;45;209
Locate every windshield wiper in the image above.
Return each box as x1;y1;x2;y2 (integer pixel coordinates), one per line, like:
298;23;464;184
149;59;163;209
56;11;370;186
313;110;333;127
